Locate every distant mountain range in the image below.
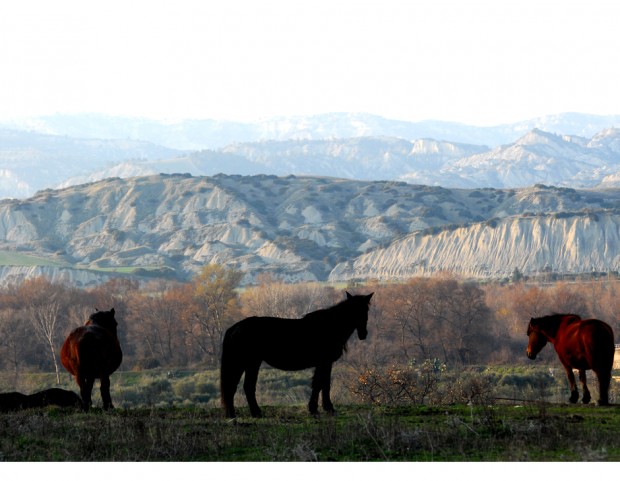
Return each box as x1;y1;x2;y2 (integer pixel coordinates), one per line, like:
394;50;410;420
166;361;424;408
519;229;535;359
0;174;619;287
1;112;620;287
2;112;620;199
5;112;620;149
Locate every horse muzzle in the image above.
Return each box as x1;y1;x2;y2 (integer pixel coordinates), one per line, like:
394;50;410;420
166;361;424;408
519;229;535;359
526;350;536;360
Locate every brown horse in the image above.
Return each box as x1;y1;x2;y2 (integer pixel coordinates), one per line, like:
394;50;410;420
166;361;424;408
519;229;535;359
527;313;615;405
220;292;373;419
60;308;122;411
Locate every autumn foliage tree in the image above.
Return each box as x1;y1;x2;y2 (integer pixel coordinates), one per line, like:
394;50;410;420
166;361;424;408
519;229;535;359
239;274;337;318
186;264;243;365
375;276;495;366
1;268;620;394
349;276;496;406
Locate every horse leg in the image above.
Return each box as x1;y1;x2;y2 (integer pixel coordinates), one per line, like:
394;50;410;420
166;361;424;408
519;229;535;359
319;364;335;414
309;364;334;415
308;368;321;415
594;369;611;406
564;367;579;403
78;375;94;411
220;362;244;419
100;375;114;410
578;370;591;404
243;361;263;418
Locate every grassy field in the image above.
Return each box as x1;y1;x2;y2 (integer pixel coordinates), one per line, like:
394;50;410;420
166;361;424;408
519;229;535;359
3;367;620;461
0;250;68;267
2;402;620;461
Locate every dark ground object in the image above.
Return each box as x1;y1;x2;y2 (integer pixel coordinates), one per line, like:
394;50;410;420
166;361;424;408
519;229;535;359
0;388;81;411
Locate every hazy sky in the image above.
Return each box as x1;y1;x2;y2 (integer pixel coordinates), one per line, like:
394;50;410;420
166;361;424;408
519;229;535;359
1;0;619;125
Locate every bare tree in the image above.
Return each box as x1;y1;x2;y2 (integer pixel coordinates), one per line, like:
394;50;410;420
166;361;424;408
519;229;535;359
0;308;30;387
29;298;63;383
378;276;495;366
126;288;190;367
18;277;69;384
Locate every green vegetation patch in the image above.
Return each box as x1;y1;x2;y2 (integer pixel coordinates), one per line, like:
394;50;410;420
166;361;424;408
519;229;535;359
0;250;68;267
2;404;620;461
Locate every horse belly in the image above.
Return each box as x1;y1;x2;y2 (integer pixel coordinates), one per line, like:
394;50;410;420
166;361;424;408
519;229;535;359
564;356;591;370
263;351;316;371
264;360;314;371
261;342;319;370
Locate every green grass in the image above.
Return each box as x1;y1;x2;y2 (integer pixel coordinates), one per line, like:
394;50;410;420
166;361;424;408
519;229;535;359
0;250;68;267
0;249;173;278
2;403;620;461
4;367;620;461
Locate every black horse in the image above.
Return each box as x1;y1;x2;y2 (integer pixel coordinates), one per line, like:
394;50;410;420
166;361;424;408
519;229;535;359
220;292;373;419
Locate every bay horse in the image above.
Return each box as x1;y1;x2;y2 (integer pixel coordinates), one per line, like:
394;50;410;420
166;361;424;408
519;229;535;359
220;292;373;419
60;308;123;411
527;313;615;405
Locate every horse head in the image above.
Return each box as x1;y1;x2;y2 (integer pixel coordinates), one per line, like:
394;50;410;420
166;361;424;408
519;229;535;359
526;317;548;360
346;291;373;340
87;308;118;338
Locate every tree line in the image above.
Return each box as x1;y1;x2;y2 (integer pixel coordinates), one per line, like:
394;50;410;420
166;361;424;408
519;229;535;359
1;265;619;386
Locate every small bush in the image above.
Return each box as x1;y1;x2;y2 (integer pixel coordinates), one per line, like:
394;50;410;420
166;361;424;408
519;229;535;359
351;359;446;406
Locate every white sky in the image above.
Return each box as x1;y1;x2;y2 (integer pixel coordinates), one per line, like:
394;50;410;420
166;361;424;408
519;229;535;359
1;0;619;126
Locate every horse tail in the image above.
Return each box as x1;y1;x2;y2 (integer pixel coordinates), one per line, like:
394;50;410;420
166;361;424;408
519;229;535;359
601;323;616;369
220;325;244;418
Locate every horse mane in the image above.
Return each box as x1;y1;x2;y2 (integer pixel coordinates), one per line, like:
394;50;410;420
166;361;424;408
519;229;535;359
302;297;348;320
301;293;371;320
536;313;582;324
301;295;367;353
553;313;582;324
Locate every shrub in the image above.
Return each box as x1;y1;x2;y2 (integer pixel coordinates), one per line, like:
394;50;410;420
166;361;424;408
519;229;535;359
351;359;446;406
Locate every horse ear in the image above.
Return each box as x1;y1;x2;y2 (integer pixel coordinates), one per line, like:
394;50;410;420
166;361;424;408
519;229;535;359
111;308;115;315
346;291;352;299
367;293;374;301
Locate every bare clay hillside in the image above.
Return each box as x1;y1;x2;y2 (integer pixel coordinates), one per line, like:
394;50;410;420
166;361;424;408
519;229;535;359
0;174;618;286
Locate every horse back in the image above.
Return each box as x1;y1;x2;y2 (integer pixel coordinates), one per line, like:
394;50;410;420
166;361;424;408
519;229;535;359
223;316;340;370
580;319;615;352
225;316;304;348
61;325;122;377
557;318;615;369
